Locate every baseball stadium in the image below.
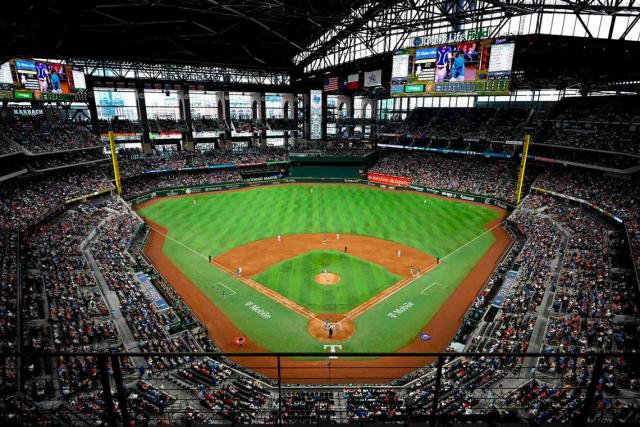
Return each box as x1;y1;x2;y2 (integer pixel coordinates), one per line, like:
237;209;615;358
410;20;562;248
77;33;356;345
1;1;640;426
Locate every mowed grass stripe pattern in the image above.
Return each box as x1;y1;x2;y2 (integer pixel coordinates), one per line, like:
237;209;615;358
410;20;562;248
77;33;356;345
139;184;503;352
139;185;500;258
253;251;402;314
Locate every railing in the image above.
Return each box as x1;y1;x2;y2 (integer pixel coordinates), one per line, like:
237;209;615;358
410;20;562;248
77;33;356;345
7;351;640;426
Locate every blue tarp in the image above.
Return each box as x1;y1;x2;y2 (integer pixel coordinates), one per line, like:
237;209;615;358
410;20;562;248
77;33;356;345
491;270;518;308
134;271;170;311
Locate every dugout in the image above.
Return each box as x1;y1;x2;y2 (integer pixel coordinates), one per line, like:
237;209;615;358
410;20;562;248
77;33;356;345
288;150;378;179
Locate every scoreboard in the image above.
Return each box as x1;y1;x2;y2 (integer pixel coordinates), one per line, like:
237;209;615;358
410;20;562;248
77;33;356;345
390;36;515;97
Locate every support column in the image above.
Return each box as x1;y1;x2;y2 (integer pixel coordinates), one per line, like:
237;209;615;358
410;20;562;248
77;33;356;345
86;79;100;136
181;85;193;150
135;82;152;153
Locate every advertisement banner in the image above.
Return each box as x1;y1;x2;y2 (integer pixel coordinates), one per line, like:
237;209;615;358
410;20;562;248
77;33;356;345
367;172;412;187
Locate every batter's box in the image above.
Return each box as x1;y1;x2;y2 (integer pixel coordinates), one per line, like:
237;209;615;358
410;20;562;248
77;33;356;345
420;282;441;295
204;281;237;297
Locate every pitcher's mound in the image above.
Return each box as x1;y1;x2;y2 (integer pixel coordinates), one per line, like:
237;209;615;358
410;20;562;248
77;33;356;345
308;313;355;342
314;273;341;285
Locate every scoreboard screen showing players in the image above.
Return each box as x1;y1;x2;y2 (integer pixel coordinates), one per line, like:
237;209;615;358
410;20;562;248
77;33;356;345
6;59;87;100
390;37;515;97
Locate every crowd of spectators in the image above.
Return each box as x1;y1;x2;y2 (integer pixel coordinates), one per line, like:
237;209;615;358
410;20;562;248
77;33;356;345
527;144;639;169
117;146;288;178
232;117;266;134
171;358;270;423
29;148;109;171
0;114;102;153
4;190;275;424
0;167;114;231
375;96;640;158
0;133;23;156
532;96;640;154
148;118;189;133
377;107;530;142
192;117;228;133
406;357;506;418
534;169;640;270
0;233;18;397
370;151;525;204
344;388;405;422
271;390;336;423
97;117;144;136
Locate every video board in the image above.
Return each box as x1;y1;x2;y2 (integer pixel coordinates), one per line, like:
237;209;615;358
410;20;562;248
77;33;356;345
2;59;87;101
390;37;515;97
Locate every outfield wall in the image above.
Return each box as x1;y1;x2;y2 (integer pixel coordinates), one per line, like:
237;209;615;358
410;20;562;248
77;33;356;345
127;177;515;211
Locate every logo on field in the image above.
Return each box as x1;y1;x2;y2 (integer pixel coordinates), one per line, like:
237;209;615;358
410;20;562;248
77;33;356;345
323;344;343;359
419;333;432;342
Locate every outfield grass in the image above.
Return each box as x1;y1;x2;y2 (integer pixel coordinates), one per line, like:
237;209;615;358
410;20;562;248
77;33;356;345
138;184;503;353
253;251;402;313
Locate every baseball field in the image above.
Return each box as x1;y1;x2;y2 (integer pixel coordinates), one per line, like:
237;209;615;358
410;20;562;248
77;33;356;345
137;183;511;381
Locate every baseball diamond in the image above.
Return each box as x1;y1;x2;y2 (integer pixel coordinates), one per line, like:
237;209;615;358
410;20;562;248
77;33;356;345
137;183;511;379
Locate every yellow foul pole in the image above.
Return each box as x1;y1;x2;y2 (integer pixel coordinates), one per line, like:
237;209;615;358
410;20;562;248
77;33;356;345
108;131;122;195
515;134;531;206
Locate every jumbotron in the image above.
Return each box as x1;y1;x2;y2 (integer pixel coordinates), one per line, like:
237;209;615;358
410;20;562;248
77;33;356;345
1;1;639;426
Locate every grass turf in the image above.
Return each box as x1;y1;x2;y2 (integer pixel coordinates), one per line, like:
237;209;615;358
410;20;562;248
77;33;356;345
253;250;402;313
138;184;503;353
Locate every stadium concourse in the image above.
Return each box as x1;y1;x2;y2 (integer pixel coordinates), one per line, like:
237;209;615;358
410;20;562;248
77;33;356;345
2;0;640;425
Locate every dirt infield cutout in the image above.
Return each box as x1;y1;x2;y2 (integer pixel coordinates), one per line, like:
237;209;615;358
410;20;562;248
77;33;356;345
307;313;356;341
215;233;435;279
314;273;341;285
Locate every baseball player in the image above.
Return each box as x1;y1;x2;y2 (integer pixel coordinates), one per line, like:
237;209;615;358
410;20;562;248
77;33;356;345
435;45;451;82
450;49;465;82
397;249;401;257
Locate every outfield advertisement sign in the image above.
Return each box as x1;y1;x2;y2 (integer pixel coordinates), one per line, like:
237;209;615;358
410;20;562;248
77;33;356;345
367;172;412;187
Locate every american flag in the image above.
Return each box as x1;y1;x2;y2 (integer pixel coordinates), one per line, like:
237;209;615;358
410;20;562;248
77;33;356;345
323;77;339;92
